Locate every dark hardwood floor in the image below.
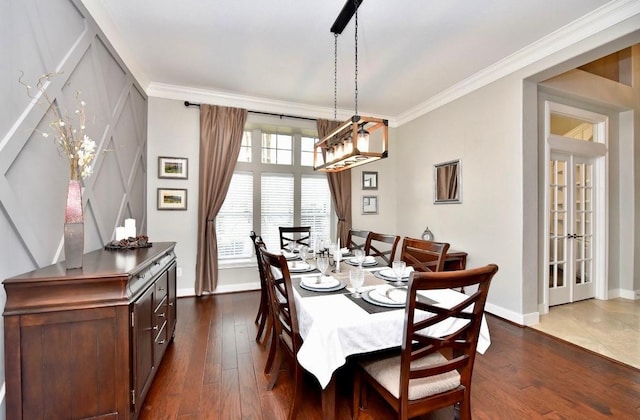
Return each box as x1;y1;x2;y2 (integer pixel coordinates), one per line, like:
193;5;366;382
139;291;640;419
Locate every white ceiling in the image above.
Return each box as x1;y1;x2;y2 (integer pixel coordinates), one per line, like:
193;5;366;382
92;0;616;121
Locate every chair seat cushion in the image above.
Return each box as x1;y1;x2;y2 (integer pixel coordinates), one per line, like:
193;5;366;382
361;352;461;400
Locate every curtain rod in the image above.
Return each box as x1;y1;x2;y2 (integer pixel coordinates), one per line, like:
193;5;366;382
183;101;317;122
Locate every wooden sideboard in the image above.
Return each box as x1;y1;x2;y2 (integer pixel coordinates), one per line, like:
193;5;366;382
444;250;467;271
3;242;177;420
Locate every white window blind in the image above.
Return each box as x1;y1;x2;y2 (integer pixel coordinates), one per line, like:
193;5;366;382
261;173;294;250
216;172;253;259
301;175;331;247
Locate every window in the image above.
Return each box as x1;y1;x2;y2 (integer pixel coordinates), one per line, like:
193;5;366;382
301;175;332;246
262;133;292;165
238;131;252;162
301;136;316;167
217;117;333;260
216;172;253;258
261;173;294;249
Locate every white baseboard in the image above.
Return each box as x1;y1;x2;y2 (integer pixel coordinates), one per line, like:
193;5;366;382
485;302;539;326
177;281;261;298
610;288;639;300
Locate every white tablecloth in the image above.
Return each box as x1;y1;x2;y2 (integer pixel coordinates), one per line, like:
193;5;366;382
293;285;491;389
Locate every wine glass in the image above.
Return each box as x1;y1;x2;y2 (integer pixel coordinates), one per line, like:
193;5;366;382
299;245;308;262
316;255;330;278
349;267;365;298
353;249;365;267
392;260;406;286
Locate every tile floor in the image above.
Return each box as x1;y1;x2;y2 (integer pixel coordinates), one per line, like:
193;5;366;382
529;298;640;369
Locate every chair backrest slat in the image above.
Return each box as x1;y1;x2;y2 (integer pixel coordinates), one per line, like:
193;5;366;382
400;237;450;272
258;247;302;353
399;264;498;412
347;229;369;251
279;226;311;250
364;232;400;267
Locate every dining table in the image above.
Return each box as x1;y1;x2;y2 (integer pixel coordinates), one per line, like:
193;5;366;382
285;252;491;420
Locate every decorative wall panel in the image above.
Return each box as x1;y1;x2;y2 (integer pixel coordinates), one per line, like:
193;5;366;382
0;0;148;396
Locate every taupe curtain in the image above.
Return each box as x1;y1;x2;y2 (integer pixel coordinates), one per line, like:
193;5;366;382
196;104;248;295
317;119;352;246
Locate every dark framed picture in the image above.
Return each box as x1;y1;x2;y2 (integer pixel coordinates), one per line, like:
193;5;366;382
157;188;187;210
158;156;188;179
362;171;378;190
362;195;378;214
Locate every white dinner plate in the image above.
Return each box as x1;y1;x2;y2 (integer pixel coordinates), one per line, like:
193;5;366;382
299;277;345;292
361;286;406;308
287;261;314;272
346;258;377;267
377;267;414;280
373;270;408;282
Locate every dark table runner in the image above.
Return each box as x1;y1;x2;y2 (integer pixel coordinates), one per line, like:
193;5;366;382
344;293;401;313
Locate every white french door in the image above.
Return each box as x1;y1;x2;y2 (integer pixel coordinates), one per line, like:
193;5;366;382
548;152;595;306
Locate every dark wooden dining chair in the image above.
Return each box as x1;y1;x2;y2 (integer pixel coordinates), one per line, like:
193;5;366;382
348;229;370;251
400;237;451;273
279;226;311;250
258;248;306;420
352;264;498;420
250;231;271;343
364;231;400;267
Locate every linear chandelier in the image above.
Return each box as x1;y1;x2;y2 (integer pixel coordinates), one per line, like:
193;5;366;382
313;0;388;173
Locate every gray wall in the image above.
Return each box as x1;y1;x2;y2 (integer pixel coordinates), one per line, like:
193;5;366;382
0;0;147;414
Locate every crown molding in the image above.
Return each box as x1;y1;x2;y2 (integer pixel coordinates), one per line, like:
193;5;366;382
147;82;397;126
395;0;640;126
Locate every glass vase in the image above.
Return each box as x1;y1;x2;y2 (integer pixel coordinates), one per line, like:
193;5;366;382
64;180;84;270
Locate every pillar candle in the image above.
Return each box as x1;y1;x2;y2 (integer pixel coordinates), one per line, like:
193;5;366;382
115;227;126;241
124;218;136;238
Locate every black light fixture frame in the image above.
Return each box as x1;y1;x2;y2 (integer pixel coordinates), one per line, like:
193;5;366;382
330;0;364;34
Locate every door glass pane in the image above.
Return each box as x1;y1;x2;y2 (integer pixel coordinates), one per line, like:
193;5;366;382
550;113;596;141
549;158;568;291
573;161;593;285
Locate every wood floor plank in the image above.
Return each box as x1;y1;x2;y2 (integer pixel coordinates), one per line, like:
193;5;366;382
138;292;640;419
220;369;242;419
237;352;263;420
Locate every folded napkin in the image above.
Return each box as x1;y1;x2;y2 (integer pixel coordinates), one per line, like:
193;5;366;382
281;250;297;260
369;285;407;304
287;261;311;271
379;266;415;279
301;276;340;289
349;255;376;264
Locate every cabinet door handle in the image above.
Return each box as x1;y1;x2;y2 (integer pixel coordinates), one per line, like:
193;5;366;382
158;313;165;318
158;287;165;292
158;340;166;345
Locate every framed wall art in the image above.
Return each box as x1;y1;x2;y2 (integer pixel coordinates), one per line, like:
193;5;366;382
157;188;188;210
362;171;378;190
362;195;378;214
158;156;188;179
